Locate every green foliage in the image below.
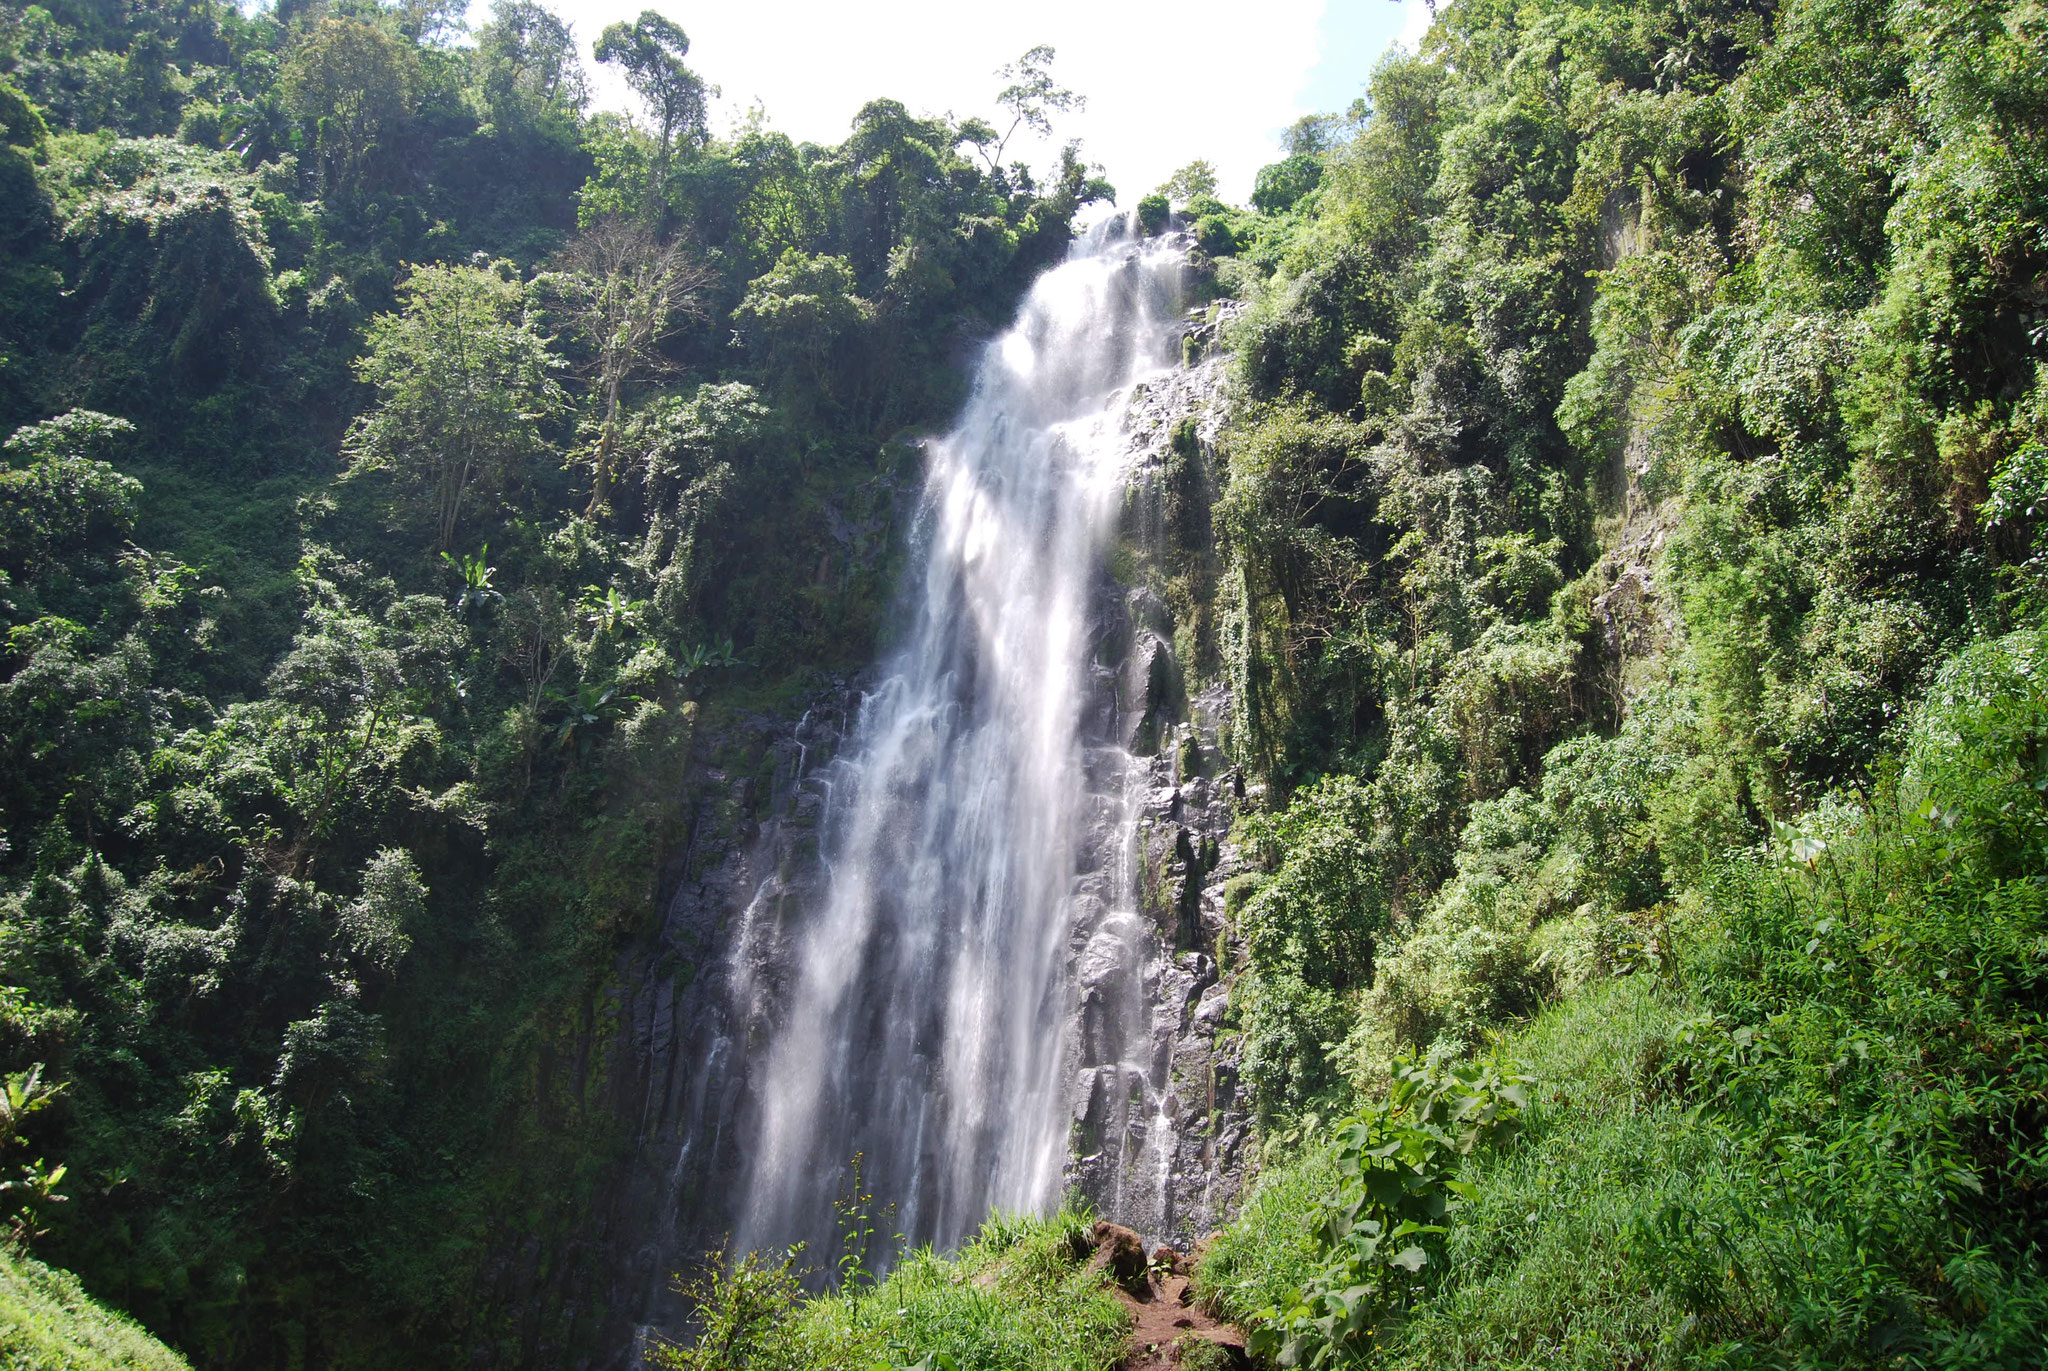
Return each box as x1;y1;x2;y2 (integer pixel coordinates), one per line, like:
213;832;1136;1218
1;412;140;574
1158;159;1218;205
1246;1050;1531;1368
595;10;706;204
9;0;2046;1364
1251;154;1321;215
281;18;421;198
1232;776;1390;1116
344;261;564;550
0;1249;189;1371
651;1247;810;1371
0;80;51;148
1186;0;2048;1365
1214;623;2048;1367
1135;192;1169;236
986;45;1085;171
1193;214;1237;257
650;1209;1125;1371
470;0;587;132
795;1206;1125;1371
0;4;1120;1363
1193;1148;1338;1329
733;251;870;397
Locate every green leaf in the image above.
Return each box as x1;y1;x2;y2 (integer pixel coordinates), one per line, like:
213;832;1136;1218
1388;1245;1428;1272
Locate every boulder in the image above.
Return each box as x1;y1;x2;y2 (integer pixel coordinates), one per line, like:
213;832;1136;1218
1087;1220;1149;1293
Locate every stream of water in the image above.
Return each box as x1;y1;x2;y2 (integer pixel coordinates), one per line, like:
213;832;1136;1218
730;217;1188;1262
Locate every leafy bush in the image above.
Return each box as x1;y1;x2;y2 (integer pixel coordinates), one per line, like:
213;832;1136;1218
650;1208;1126;1371
1135;192;1169;236
1243;1050;1531;1368
1232;776;1391;1116
1193;214;1236;257
1251;154;1321;215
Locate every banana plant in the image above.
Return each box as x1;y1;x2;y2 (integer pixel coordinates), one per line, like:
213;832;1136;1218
675;637;740;680
578;583;649;639
546;680;634;749
0;1159;67;1241
0;1065;67;1243
0;1064;61;1148
440;545;502;619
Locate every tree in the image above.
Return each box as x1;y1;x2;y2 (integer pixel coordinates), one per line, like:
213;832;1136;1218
986;44;1084;170
279;18;420;197
1158;159;1218;204
258;593;420;864
0;411;139;576
472;0;587;128
0;79;50;147
1282;112;1347;155
392;0;468;45
552;218;712;515
1252;152;1323;213
344;264;564;551
837;99;955;282
731;251;868;398
594;10;709;208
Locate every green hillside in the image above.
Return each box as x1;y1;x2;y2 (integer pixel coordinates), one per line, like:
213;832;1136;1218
0;1250;188;1371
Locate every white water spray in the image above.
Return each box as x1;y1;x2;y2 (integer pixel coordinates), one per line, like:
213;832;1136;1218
731;219;1188;1260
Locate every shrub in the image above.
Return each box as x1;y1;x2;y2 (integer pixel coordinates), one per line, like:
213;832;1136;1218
1193;214;1236;256
1244;1049;1531;1368
1251;154;1321;214
1135;192;1170;235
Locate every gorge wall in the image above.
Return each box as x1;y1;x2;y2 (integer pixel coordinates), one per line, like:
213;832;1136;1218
580;228;1256;1365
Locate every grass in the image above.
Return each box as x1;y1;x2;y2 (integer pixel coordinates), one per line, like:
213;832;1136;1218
1194;1142;1335;1325
1198;790;2048;1367
657;1207;1129;1371
1374;976;1709;1368
1189;628;2048;1368
799;1208;1128;1371
0;1249;189;1371
1197;978;1711;1366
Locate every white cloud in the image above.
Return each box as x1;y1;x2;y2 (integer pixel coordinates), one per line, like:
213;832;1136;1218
470;0;1333;202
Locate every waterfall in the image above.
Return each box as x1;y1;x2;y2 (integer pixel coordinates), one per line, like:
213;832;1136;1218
730;217;1189;1262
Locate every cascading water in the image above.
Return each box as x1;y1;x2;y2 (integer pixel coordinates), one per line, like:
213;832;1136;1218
730;216;1191;1262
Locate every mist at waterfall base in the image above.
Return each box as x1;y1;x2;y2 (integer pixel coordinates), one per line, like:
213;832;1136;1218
723;218;1190;1275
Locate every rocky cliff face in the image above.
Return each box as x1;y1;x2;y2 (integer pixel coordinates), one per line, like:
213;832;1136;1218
585;281;1252;1366
1060;320;1253;1250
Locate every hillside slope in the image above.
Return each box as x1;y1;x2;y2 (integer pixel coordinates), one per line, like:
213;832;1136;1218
0;1251;189;1371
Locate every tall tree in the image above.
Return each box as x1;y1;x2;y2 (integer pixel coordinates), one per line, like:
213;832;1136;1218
1159;159;1219;204
553;219;712;515
344;264;564;551
986;44;1084;170
279;18;420;198
594;10;708;209
472;0;587;128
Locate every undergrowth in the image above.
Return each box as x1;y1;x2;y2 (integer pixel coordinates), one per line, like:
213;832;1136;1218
652;1207;1127;1371
1200;623;2048;1367
0;1248;189;1371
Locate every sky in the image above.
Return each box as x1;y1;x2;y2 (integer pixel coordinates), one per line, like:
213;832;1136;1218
459;0;1434;204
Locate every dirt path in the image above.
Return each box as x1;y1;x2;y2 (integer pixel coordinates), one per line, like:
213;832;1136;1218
1111;1271;1250;1370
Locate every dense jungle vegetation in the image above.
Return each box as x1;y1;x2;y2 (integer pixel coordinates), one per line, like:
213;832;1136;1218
1174;0;2048;1365
3;0;2047;1366
0;0;1112;1363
